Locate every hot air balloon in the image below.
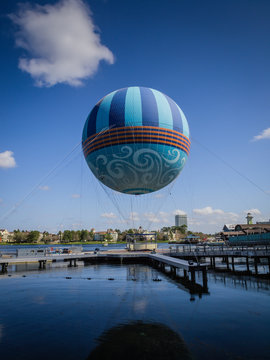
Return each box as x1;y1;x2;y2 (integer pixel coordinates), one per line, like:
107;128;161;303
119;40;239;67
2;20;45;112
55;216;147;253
82;87;190;195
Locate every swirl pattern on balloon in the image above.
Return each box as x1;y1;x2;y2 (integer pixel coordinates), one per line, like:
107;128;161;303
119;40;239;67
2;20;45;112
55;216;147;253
86;144;187;194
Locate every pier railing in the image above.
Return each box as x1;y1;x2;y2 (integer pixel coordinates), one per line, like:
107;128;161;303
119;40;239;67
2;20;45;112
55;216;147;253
169;244;270;257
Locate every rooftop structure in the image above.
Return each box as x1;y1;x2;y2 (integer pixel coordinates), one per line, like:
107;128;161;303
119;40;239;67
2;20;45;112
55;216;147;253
126;232;157;251
256;219;270;225
246;212;253;225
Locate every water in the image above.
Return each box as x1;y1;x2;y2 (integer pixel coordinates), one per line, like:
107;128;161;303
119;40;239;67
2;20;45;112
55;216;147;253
0;263;269;359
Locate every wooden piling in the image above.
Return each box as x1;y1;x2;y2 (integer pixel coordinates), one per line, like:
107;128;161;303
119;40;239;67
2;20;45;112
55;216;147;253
202;268;208;290
246;257;250;272
231;257;235;272
226;256;230;270
254;257;258;275
190;270;195;283
1;263;8;273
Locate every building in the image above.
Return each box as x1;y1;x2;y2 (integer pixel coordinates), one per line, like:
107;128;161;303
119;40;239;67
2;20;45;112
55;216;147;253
256;219;270;225
0;229;10;242
223;224;235;232
108;230;118;242
93;231;107;241
175;214;187;227
93;230;118;242
221;224;270;245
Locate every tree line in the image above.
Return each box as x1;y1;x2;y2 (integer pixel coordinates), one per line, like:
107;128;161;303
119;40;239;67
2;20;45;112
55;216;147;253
6;227;211;244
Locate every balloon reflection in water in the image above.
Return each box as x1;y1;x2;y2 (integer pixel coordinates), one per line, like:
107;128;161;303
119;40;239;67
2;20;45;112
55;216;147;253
87;321;192;360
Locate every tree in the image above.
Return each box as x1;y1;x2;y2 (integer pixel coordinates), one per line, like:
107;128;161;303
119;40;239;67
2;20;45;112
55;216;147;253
89;229;94;240
80;229;89;241
70;230;76;241
178;225;187;234
13;229;27;243
58;231;62;241
63;230;72;242
42;231;50;242
104;233;113;242
27;231;40;243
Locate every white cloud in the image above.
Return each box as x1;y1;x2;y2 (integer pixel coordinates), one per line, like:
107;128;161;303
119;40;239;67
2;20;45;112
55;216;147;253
10;0;114;87
71;193;80;198
144;212;160;223
252;127;270;141
153;193;165;199
245;208;261;215
188;217;202;226
159;211;170;223
129;212;140;221
173;209;186;216
143;211;170;224
39;185;50;191
193;206;223;216
193;206;239;225
101;212;116;219
71;222;82;229
0;151;16;169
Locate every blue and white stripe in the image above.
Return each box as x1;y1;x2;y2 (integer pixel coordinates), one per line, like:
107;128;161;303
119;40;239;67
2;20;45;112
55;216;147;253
82;87;189;142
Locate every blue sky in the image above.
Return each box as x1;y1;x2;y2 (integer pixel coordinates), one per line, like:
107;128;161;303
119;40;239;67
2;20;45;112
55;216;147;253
0;0;269;234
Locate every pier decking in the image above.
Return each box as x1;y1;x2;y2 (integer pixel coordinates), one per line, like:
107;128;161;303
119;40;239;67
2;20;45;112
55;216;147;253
169;245;270;275
0;250;206;279
0;249;209;296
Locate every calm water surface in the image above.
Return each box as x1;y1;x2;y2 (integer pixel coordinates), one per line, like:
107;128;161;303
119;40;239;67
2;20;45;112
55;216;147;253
0;262;269;359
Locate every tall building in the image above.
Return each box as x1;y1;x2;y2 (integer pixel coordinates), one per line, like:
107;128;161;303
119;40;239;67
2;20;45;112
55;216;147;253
175;214;187;227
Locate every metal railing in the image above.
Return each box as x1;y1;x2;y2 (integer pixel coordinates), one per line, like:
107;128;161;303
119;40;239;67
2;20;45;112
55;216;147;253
169;244;270;257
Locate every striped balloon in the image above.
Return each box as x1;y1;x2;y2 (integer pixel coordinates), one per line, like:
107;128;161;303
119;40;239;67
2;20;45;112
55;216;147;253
82;87;190;195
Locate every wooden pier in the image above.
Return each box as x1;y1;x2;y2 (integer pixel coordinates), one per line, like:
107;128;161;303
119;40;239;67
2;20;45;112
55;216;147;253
0;250;207;285
169;244;270;275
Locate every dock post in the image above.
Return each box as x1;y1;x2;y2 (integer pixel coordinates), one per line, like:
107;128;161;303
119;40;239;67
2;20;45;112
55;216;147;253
246;257;250;272
183;269;188;278
268;257;270;274
1;263;8;273
74;259;77;267
190;269;195;283
226;256;230;270
39;260;46;269
254;257;258;275
231;257;235;272
202;268;208;290
170;266;176;276
212;256;216;269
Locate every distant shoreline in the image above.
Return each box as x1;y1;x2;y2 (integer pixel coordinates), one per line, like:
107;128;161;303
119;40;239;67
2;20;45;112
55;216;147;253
0;240;169;246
